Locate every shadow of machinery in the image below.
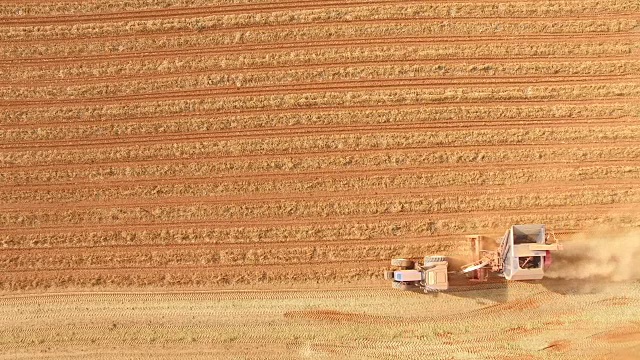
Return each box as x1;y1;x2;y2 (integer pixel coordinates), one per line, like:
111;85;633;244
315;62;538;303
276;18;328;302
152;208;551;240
399;275;509;308
397;255;510;305
440;272;509;306
395;256;635;305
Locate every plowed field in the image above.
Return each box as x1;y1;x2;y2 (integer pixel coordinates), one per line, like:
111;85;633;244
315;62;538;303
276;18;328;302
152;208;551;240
1;0;639;358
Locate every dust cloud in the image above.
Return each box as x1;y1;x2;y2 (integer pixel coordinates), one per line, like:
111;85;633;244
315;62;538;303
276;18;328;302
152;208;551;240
545;228;640;282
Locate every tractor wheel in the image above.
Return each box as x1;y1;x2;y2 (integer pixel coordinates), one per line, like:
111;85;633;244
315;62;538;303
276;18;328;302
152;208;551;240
383;270;395;281
392;282;412;291
391;258;414;269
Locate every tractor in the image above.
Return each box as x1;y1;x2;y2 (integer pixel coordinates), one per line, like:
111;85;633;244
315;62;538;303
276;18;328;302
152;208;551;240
383;255;449;292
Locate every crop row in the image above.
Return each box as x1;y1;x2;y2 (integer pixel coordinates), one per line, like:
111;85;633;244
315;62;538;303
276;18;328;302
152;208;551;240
0;265;384;292
2;125;640;167
3;0;636;24
0;38;639;85
1;188;638;228
1;166;639;204
5;56;638;86
3;146;639;186
5;3;640;42
0;241;458;271
4;78;639;123
0;0;279;17
6;18;638;59
1;105;638;145
2;101;636;131
2;211;637;249
5;60;640;101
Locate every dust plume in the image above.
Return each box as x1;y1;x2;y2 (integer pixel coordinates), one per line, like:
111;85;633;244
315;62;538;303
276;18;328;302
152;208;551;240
545;228;640;282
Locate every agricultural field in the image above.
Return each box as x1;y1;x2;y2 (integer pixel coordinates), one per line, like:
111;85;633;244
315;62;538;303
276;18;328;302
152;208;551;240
0;0;639;358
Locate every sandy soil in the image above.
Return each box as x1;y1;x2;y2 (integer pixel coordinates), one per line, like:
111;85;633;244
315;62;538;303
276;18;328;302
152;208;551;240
0;281;638;359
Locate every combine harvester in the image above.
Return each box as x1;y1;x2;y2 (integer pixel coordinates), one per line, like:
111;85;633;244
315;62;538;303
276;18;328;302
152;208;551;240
384;224;563;292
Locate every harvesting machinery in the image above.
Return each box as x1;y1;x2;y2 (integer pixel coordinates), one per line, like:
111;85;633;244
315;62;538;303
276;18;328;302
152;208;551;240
384;224;563;292
383;255;449;292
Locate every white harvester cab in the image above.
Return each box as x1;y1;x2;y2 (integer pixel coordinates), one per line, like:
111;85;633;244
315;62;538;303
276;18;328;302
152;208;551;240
422;255;449;291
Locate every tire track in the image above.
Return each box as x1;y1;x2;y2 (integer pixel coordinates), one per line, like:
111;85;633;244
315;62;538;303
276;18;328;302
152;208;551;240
2;115;636;151
0;280;627;304
0;203;636;235
0;286;385;300
1;179;637;211
2;33;637;66
0;287;399;305
4;74;638;106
